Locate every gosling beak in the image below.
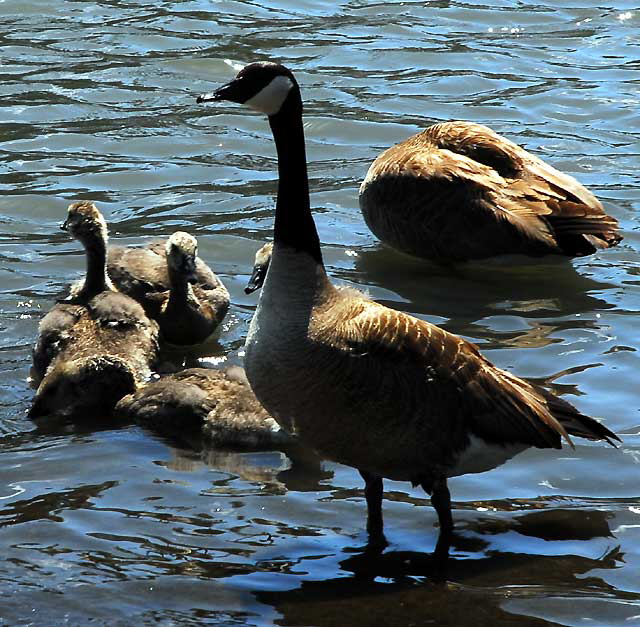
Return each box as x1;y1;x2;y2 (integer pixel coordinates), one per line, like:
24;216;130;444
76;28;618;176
60;219;69;232
245;265;267;295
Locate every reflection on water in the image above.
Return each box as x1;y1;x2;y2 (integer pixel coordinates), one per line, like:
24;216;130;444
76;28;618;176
351;244;615;333
162;439;332;494
1;481;116;527
1;0;639;624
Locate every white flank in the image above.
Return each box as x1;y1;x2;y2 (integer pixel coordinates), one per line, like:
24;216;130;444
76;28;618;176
245;75;294;116
447;434;528;477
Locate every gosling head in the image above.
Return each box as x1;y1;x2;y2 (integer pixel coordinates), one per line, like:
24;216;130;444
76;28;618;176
61;201;108;247
245;242;273;294
197;62;298;117
165;231;199;284
28;355;137;419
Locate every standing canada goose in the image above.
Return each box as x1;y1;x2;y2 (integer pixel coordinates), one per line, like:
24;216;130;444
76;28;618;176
100;231;229;346
30;201;159;417
115;366;294;449
359;121;622;262
245;242;273;294
197;62;620;560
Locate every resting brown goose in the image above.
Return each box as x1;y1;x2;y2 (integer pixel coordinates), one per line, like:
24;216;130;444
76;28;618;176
359;121;622;262
115;366;294;449
30;201;159;418
197;62;620;562
106;231;230;346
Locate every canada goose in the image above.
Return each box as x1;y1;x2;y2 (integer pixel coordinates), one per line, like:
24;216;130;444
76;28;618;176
115;366;294;449
245;242;272;294
30;201;159;417
92;230;230;346
198;62;620;560
359;121;621;262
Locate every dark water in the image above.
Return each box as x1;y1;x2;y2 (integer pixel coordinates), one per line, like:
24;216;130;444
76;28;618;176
1;1;639;625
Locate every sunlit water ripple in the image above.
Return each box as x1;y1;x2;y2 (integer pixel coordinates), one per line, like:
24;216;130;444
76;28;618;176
1;1;639;625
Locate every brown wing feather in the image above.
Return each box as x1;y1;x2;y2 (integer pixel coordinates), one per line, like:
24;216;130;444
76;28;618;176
427;122;622;251
336;298;618;449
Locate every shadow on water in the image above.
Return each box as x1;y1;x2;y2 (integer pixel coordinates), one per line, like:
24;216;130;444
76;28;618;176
255;507;621;627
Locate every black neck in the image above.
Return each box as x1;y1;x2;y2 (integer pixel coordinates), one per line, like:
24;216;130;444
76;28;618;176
268;95;323;265
82;235;111;298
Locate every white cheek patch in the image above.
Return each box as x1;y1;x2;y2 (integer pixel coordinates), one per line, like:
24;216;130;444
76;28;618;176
245;75;294;116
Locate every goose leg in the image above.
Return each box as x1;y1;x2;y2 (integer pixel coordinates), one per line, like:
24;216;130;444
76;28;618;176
359;469;386;547
422;477;453;577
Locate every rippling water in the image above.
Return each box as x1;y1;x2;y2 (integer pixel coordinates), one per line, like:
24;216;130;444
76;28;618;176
1;1;639;625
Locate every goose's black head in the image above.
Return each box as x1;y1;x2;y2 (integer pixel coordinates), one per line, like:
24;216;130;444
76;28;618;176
197;62;299;117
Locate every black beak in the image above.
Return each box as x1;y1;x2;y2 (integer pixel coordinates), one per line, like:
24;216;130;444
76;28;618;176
60;220;69;232
197;79;245;105
244;266;267;294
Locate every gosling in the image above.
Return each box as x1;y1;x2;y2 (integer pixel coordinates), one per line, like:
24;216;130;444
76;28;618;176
30;201;159;418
